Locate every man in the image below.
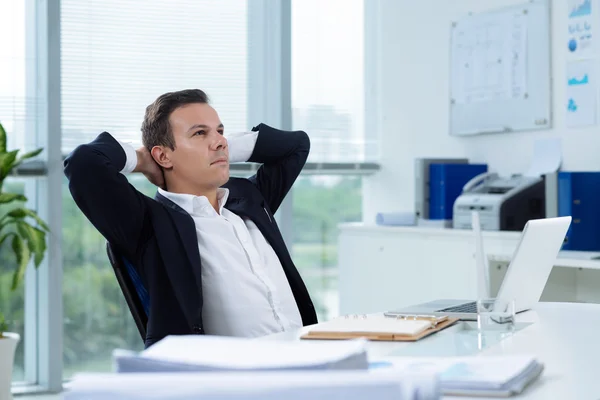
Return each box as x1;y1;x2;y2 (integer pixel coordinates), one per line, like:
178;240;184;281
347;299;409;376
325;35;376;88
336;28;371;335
64;89;317;347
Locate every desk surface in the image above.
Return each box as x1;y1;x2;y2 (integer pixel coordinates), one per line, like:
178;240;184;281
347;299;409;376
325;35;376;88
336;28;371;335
259;302;600;399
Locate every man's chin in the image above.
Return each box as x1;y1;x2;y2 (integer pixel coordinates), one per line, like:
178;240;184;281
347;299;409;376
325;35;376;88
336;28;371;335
218;173;230;186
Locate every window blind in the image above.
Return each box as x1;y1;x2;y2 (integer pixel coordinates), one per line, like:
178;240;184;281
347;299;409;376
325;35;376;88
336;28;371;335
0;0;36;152
61;0;248;153
292;0;372;163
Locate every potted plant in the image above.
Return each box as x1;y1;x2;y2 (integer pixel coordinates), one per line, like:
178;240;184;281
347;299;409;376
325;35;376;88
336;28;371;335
0;122;48;400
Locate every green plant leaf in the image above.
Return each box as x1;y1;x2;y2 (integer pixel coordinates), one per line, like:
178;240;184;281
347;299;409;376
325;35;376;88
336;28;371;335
15;148;43;166
17;222;46;267
0;312;7;337
6;208;50;231
11;235;31;291
0;232;16;249
6;208;26;218
0;149;19;179
0;193;27;204
0;218;18;234
22;148;43;159
0;122;6;153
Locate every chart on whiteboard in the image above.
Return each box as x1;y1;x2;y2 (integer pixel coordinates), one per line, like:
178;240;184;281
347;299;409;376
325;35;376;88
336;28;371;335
452;11;528;105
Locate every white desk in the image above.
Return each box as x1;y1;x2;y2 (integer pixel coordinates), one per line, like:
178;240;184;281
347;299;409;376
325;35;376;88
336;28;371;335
259;302;600;399
338;224;600;315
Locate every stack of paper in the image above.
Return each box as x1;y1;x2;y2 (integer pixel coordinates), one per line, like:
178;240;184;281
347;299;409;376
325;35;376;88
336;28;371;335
370;355;543;397
113;335;369;373
64;370;441;400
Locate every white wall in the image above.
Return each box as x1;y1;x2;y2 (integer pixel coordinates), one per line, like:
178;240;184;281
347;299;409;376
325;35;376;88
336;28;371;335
363;0;600;223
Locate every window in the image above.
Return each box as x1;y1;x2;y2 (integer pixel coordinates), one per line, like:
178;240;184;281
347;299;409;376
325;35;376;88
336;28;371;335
291;176;362;321
0;180;27;383
290;0;366;322
60;0;248;152
292;0;368;163
0;0;38;385
0;0;33;152
0;280;25;382
62;176;151;378
60;0;250;377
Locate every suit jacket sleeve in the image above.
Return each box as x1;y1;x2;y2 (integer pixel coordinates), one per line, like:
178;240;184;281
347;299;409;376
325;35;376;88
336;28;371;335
247;123;310;214
63;132;148;260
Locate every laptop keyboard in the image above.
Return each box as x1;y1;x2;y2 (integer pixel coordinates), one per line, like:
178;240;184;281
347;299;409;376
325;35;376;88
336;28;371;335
437;302;477;314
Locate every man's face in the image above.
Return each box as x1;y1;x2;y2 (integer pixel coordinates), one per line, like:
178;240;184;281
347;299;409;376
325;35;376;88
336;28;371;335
163;103;230;192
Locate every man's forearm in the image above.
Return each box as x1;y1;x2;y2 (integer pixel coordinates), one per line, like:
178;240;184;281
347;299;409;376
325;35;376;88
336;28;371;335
247;124;310;165
118;141;140;174
244;124;310;213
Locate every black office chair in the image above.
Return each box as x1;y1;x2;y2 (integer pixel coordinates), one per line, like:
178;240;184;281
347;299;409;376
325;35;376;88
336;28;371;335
106;242;149;342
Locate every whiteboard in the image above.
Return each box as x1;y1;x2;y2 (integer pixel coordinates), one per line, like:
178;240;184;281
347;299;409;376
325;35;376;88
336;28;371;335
449;1;551;136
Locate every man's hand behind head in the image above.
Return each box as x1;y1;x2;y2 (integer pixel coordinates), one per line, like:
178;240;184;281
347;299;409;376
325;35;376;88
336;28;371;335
134;146;165;189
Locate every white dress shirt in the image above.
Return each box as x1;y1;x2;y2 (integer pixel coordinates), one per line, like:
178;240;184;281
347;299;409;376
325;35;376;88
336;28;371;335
118;132;303;337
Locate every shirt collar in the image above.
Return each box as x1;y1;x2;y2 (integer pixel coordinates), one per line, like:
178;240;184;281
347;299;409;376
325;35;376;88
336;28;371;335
157;187;229;216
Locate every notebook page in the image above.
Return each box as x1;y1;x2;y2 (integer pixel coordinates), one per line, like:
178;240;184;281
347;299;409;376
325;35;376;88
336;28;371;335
309;318;432;336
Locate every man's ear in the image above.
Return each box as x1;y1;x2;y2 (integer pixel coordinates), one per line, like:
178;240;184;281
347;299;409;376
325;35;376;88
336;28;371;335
151;146;173;169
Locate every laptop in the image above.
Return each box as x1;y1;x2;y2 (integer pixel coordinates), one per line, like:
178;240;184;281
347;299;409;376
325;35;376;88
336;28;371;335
384;215;572;321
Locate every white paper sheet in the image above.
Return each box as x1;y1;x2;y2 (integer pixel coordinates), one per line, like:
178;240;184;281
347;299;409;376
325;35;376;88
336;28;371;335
369;355;542;396
65;370;441;400
114;335;368;372
524;138;562;177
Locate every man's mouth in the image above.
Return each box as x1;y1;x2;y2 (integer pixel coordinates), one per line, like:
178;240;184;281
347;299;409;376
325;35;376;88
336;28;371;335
211;158;228;165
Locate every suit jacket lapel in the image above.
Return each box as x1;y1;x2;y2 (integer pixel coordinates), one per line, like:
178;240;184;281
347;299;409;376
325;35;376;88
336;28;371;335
154;192;204;326
155;192;202;270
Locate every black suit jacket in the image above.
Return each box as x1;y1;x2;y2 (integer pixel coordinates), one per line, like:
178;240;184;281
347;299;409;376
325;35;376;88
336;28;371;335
64;123;318;347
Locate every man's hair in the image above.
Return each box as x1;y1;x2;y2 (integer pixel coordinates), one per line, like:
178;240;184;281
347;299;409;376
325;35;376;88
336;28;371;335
141;89;210;151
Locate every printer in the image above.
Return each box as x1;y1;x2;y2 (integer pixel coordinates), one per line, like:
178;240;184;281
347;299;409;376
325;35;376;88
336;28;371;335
452;172;545;231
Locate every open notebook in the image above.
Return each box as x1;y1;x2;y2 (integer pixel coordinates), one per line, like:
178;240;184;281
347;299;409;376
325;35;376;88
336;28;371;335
302;315;458;341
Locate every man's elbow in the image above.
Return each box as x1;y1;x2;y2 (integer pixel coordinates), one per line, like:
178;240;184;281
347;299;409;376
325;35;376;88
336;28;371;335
63;144;94;180
297;130;310;154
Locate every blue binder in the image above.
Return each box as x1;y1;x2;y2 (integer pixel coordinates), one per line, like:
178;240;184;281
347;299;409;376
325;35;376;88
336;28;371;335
558;172;600;251
429;163;488;220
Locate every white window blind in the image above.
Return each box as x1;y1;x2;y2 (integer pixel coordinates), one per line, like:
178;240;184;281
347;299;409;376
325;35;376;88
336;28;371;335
61;0;248;153
292;0;373;163
0;0;36;152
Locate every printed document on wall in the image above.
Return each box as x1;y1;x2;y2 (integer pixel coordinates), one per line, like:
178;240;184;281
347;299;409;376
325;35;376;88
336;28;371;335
567;0;595;58
451;10;528;105
566;60;597;128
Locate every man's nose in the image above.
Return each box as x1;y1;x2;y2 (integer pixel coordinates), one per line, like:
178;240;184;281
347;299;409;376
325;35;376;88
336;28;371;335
210;134;227;150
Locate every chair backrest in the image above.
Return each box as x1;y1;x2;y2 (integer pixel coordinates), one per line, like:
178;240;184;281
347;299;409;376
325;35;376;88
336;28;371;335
106;242;149;342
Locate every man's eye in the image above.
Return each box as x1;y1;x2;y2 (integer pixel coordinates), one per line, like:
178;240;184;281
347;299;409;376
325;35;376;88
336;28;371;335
194;130;206;136
218;130;224;136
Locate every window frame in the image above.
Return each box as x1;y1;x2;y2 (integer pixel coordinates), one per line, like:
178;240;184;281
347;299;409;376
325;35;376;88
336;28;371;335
12;0;378;393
